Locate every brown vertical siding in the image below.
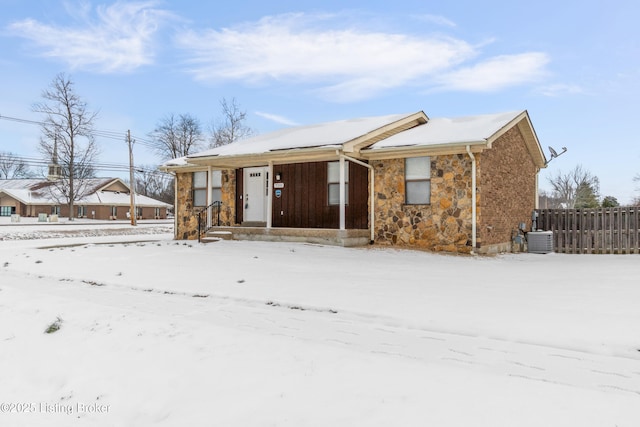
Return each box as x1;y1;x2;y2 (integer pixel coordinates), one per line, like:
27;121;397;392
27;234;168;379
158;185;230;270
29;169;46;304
272;161;368;229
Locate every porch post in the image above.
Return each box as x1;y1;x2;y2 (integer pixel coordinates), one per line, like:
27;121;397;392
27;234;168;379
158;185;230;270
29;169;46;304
207;166;213;228
339;156;346;230
267;161;273;229
466;146;477;253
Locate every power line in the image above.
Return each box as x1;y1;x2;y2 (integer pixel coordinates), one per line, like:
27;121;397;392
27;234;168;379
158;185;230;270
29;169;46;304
0;153;174;182
0;113;157;150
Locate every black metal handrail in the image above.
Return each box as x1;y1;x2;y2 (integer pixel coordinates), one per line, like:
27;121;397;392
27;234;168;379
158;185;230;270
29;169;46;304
197;201;222;242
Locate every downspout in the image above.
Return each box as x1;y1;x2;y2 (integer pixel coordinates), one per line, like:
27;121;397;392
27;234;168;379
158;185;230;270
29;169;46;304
207;166;213;229
466;145;477;254
267;161;273;229
339;156;346;230
534;169;540;209
173;172;178;239
340;153;375;244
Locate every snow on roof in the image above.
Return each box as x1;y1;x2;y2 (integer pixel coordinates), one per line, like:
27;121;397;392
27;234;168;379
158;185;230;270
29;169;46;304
0;178;170;207
187;113;415;159
160;110;535;168
0;179;45;190
368;111;524;149
162;156;188;167
0;188;48;204
84;191;171;207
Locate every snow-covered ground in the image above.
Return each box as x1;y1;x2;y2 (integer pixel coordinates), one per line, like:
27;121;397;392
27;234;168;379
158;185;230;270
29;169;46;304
0;220;639;426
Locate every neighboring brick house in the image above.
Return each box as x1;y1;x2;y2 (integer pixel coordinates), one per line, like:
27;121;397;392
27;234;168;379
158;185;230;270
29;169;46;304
162;110;546;254
0;178;171;221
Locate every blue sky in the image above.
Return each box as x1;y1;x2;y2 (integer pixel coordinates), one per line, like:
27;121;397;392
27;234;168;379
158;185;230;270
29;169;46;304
1;0;638;203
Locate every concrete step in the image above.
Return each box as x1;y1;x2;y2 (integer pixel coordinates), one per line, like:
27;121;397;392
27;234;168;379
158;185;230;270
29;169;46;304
206;230;234;241
200;237;222;244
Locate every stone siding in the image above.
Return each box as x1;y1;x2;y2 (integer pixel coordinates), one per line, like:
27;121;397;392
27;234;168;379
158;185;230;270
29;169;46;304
476;126;537;253
373;155;474;253
175;169;238;240
219;169;237;226
175;172;198;240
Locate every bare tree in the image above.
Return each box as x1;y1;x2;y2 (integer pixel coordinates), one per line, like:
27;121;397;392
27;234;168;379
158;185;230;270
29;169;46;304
135;165;174;205
33;73;99;219
633;174;640;206
547;164;600;208
209;97;253;148
149;113;204;161
538;189;563;209
0;151;32;179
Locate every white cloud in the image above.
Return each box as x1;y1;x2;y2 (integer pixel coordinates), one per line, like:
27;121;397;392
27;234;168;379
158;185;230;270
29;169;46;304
255;111;300;126
435;53;550;92
415;14;457;28
176;13;477;100
176;13;551;102
537;83;585;97
7;1;173;73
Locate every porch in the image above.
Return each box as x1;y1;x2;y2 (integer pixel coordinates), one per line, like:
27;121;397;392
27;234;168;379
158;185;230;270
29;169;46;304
201;226;372;247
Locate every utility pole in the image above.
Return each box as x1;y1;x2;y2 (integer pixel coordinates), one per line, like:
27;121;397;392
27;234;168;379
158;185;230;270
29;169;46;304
127;129;137;226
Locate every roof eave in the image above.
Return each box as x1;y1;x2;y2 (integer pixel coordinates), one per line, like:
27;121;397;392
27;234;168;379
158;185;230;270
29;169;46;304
361;140;488;160
486;110;547;168
174;146;344;170
343;111;429;153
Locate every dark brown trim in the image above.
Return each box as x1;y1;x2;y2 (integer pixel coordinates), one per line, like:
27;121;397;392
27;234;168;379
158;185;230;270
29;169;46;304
235;168;243;224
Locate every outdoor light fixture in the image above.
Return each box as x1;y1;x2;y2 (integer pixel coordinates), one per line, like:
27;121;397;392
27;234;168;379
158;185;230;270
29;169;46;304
276;172;282;181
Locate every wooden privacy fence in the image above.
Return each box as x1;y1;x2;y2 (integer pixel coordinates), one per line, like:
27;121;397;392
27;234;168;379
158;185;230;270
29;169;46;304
536;208;640;254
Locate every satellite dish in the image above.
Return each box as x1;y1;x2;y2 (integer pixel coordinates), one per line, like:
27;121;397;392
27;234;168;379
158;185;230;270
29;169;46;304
545;146;567;165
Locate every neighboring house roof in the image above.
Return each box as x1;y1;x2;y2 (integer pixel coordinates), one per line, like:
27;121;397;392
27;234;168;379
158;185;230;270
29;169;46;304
161;110;546;170
0;178;171;208
84;191;171;208
0;189;40;205
0;179;44;190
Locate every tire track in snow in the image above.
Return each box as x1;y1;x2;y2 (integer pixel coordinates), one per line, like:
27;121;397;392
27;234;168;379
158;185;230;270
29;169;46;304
5;265;640;398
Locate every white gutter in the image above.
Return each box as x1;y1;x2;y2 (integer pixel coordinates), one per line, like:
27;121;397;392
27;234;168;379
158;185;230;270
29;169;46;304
339;155;346;230
267;161;273;228
534;169;540;210
340;152;375;244
173;172;178;239
207;166;213;228
466;145;477;253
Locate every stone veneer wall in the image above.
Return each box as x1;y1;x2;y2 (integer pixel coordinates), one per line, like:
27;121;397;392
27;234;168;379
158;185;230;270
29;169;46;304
175;172;197;240
219;169;237;226
175;169;238;240
373;155;474;253
476;126;538;253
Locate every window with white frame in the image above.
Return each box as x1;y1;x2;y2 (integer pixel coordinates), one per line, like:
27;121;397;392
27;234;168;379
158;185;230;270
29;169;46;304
405;156;431;205
77;205;86;217
193;170;222;207
193;171;207;207
211;170;222;203
51;205;60;215
328;161;349;205
111;206;117;217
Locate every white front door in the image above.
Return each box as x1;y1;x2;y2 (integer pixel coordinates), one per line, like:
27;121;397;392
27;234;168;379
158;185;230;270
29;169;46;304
243;166;268;223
